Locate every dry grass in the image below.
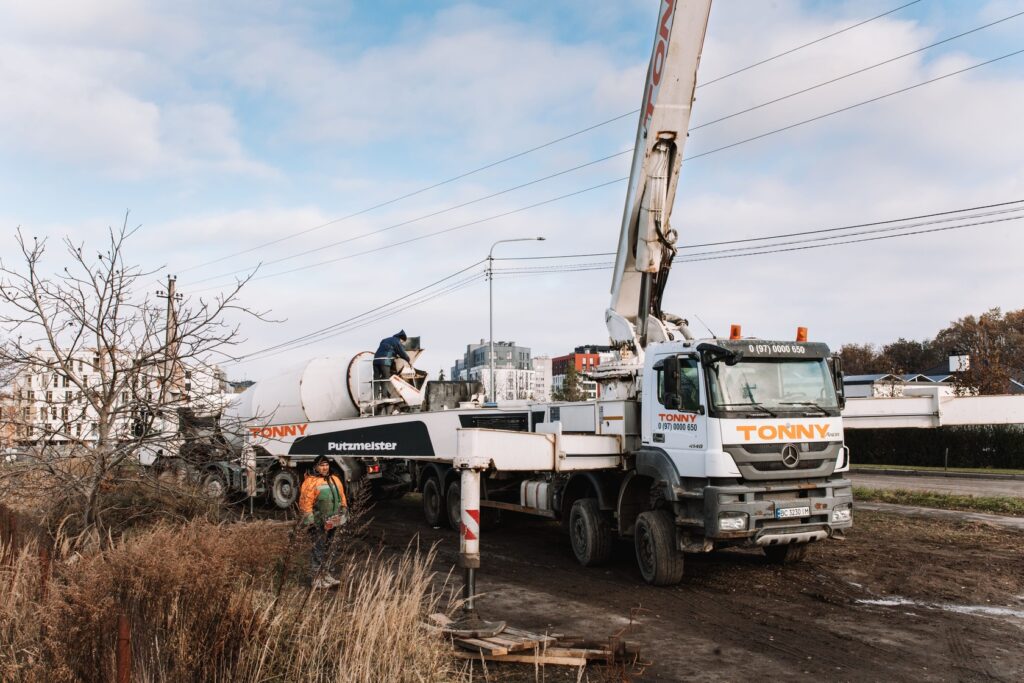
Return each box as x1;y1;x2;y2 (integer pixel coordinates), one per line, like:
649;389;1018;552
1;520;463;682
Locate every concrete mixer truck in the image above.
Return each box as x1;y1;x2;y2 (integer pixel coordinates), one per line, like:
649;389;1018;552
190;338;531;508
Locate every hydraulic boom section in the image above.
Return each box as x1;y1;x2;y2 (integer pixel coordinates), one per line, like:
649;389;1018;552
607;0;712;353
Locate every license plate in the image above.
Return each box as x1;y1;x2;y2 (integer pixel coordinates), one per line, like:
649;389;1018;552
775;505;809;519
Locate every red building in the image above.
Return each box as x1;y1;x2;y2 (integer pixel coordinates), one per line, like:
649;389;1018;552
551;345;613;400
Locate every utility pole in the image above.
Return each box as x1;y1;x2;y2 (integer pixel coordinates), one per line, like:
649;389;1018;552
156;275;183;406
488;237;544;402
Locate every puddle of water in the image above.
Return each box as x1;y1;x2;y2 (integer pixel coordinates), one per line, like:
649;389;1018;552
857;597;1024;621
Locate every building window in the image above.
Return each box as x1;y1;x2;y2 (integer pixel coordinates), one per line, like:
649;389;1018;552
52;374;58;388
46;391;52;403
62;375;70;387
65;391;72;403
61;407;69;421
39;407;47;421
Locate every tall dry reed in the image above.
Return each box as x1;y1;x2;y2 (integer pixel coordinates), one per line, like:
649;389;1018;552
0;520;462;682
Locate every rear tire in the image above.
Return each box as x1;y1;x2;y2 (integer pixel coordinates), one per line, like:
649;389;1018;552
445;480;461;530
269;468;299;509
200;470;227;501
634;510;684;586
763;543;809;564
422;477;445;527
569;498;613;567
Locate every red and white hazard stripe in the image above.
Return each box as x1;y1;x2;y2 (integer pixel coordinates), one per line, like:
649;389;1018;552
458;468;481;558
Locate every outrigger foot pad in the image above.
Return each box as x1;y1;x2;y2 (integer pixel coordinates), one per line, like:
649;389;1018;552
443;616;506;639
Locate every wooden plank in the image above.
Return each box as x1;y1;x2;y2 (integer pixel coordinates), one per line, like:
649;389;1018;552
480;634;531;651
453;651;587;667
501;626;556;644
540;647;612;660
454;638;508;656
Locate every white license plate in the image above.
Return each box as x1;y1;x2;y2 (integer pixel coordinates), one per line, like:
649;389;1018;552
775;506;809;519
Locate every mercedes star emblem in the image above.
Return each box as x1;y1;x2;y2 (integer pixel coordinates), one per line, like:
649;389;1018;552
781;443;801;468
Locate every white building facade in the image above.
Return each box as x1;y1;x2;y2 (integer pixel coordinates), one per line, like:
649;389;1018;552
3;348;226;446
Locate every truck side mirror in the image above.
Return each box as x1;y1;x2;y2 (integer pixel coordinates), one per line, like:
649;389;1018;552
663;355;682;410
830;354;846;409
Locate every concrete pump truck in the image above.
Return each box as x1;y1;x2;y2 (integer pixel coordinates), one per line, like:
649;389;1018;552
209;0;853;585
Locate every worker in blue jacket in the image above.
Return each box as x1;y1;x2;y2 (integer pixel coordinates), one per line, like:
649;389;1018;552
373;330;411;398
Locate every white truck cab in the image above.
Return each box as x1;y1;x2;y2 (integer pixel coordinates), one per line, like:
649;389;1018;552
632;337;852;561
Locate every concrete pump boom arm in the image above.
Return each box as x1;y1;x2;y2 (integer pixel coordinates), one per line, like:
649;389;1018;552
607;0;712;352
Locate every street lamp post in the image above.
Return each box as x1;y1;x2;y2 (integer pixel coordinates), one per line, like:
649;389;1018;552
488;237;544;402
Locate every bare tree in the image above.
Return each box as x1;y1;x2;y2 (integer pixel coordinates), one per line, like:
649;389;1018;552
0;217;263;537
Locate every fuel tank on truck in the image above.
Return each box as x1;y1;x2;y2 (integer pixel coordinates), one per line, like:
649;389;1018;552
220;353;377;450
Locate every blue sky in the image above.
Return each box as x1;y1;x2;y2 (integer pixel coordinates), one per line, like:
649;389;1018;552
1;0;1022;380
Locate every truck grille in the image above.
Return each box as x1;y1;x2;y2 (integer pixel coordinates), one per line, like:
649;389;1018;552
723;441;842;481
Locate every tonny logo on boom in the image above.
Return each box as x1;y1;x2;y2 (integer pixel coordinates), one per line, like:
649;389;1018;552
642;0;676;130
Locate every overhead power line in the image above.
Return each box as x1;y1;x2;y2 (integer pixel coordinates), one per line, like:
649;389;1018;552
172;0;922;278
226;273;487;367
191;148;633;285
691;10;1024;132
223;197;1019;364
195;178;627;292
198;46;1024;292
697;0;924;88
223;259;486;362
195;10;1024;287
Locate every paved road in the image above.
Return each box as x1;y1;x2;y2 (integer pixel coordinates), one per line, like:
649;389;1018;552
850;472;1024;498
855;501;1024;530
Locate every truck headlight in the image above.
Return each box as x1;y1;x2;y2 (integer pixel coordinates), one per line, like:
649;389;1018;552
718;512;748;531
831;505;852;523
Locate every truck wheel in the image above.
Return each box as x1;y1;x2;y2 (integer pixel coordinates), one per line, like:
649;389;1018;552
269;468;299;509
200;471;227;501
422;477;445;528
569;498;613;567
763;543;809;564
445;480;461;530
634;510;684;586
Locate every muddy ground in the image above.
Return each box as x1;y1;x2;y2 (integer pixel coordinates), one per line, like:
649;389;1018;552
367;496;1024;682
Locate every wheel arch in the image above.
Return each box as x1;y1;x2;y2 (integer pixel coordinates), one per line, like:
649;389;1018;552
559;472;617;522
417;462;451;491
618;449;681;536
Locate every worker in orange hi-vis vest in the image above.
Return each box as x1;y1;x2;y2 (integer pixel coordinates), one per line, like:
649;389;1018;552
298;455;349;588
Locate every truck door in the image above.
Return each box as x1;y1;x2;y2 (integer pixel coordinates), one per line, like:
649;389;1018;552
645;354;707;460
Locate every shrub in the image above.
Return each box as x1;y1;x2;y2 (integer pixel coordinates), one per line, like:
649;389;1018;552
846;424;1024;469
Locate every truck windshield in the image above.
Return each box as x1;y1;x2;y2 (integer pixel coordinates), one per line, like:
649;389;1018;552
706;358;839;413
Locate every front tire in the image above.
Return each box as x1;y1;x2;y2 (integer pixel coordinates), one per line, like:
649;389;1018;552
634;510;684;586
269;467;299;509
422;477;445;527
764;543;809;564
569;498;613;567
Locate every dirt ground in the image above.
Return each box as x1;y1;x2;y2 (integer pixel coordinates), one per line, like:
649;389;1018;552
367;496;1024;682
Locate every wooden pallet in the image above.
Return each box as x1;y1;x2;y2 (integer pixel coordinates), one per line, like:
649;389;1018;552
430;614;624;667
